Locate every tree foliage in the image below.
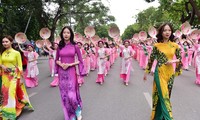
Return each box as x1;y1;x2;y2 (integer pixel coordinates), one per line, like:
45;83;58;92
1;0;41;40
122;0;200;40
121;23;140;40
0;0;115;42
144;0;200;27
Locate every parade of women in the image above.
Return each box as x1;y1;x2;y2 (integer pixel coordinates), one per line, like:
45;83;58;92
1;0;200;120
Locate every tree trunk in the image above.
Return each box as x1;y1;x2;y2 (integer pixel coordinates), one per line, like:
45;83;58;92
189;0;200;22
49;27;55;42
189;7;195;25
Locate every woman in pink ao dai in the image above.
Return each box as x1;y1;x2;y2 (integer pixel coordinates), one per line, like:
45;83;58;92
120;40;135;86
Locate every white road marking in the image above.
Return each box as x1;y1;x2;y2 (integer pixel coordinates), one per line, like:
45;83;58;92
29;92;37;98
144;92;152;109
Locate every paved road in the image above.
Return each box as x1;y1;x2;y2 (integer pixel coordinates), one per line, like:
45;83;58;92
19;57;200;120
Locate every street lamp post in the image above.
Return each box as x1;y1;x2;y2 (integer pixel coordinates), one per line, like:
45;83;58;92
24;11;33;34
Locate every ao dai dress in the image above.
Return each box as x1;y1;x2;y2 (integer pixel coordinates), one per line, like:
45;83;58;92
0;48;33;119
195;49;200;84
24;51;39;87
145;41;182;120
55;43;85;120
96;48;106;83
120;47;134;83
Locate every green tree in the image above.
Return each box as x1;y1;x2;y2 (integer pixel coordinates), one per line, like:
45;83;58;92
1;0;43;40
135;6;180;30
121;23;140;40
95;25;109;38
1;0;115;42
38;0;115;41
73;1;115;35
144;0;200;27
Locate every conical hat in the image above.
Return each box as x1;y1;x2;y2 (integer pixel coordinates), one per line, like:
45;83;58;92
35;40;44;48
91;35;100;42
54;36;61;44
108;26;120;38
190;29;200;40
15;32;27;44
174;30;182;38
181;21;191;35
74;33;83;42
84;37;90;44
84;26;95;37
43;39;52;47
148;26;157;38
132;33;139;41
39;28;51;39
138;31;147;41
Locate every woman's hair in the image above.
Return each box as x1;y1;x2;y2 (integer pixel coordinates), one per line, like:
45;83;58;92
156;23;175;43
84;43;90;51
90;42;95;47
98;41;104;47
123;40;130;45
140;42;145;45
27;44;34;49
181;34;187;39
183;41;190;46
58;26;75;49
1;35;14;54
104;42;109;48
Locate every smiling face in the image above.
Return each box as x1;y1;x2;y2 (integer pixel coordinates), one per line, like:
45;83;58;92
98;42;104;48
162;25;172;40
124;41;129;48
183;41;188;46
84;44;89;48
28;45;34;52
2;37;12;49
77;43;82;48
62;28;71;41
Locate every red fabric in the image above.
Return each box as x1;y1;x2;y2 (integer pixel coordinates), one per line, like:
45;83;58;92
120;74;126;80
120;52;122;57
22;54;28;65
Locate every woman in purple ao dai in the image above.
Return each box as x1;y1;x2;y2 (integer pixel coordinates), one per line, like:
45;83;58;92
55;26;85;120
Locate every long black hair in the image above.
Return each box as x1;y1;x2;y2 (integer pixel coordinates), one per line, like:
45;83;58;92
58;26;76;49
156;23;175;43
83;43;90;51
104;42;109;48
1;35;14;54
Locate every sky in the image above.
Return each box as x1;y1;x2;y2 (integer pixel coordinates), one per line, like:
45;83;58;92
102;0;160;34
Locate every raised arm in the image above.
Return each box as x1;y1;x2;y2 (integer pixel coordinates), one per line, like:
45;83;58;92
43;46;50;53
18;43;27;53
